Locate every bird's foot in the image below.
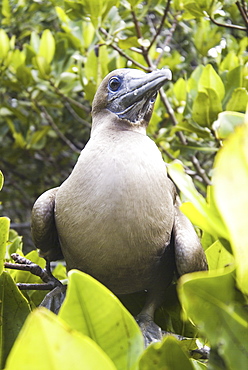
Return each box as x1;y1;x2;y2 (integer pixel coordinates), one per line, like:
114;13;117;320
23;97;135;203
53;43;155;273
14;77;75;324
136;314;163;347
4;253;63;290
40;284;67;314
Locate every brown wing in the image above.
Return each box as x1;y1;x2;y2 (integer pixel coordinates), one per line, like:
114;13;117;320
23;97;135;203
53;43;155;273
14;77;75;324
31;187;63;261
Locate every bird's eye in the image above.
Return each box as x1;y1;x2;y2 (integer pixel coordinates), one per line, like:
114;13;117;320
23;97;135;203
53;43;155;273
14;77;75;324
108;77;121;91
150;92;157;104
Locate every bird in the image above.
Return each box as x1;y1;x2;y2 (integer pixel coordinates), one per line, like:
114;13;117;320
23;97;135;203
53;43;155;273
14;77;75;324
31;68;208;344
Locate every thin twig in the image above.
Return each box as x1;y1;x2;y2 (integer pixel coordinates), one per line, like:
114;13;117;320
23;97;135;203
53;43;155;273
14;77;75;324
99;27;150;71
38;105;81;154
5;253;63;290
209;15;247;31
236;1;248;32
147;0;172;52
241;0;247;13
10;222;30;229
159;89;211;186
131;8;153;67
155;17;178;67
159;88;188;145
64;101;91;129
49;80;91;114
191;155;212;186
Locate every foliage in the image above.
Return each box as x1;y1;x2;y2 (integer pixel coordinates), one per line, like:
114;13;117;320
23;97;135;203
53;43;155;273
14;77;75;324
0;0;248;369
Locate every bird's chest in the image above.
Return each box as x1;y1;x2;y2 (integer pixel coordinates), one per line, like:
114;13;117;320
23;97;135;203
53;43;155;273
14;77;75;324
55;136;175;292
69;144;172;225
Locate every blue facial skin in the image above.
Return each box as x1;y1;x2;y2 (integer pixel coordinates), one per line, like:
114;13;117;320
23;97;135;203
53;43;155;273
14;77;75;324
106;70;170;123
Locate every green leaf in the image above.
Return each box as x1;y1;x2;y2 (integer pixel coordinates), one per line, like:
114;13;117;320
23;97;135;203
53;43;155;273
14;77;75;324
127;0;143;7
226;87;248;112
213;111;245;140
192;20;222;56
173;77;187;103
66;0;119;28
192;90;210;126
213;122;248;295
16;65;34;86
26;126;50;150
2;0;11;19
220;51;240;72
38;29;55;64
59;270;144;370
118;36;139;50
0;217;10;275
223;66;243;107
84;45;110;101
63;1;87;21
199;64;225;101
139;336;194;370
32;55;51;79
0;171;3;191
5;308;116;370
178;267;248;369
183;1;206;17
187;65;204;98
205;240;235;271
0;272;31;369
206;88;223;122
0;29;10;59
168;161;228;239
192;87;222;127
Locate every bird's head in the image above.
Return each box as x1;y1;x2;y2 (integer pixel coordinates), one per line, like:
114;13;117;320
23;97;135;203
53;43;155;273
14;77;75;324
91;68;172;132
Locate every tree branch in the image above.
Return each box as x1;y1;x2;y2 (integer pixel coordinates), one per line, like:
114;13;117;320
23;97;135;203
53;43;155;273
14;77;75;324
209;15;247;32
5;253;63;290
159;89;211;186
131;7;153;67
159;88;187;145
64;101;91;129
147;0;172;52
37;104;81;154
191;155;212;186
236;1;248;32
99;27;151;71
49;80;91;114
154;17;177;67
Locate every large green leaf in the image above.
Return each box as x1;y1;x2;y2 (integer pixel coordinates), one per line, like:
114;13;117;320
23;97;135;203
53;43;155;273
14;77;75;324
0;217;9;275
205;240;234;271
192;90;210;126
213;122;248;295
59;270;144;370
198;64;225;101
0;272;31;369
65;0;120;27
178;267;248;369
32;55;51;79
168;161;228;240
139;336;195;370
213;111;245;139
0;29;10;59
192;87;222;127
38;29;55;64
226;87;248;112
5;308;116;370
223;66;243;107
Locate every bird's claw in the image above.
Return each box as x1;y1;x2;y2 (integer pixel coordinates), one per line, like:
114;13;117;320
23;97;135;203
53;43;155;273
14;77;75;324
136;314;163;346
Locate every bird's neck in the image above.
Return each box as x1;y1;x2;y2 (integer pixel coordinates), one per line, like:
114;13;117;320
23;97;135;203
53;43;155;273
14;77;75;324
91;110;147;137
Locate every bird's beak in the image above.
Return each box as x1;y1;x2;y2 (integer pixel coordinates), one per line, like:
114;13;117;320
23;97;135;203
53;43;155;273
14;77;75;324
120;69;172;107
107;69;172;123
